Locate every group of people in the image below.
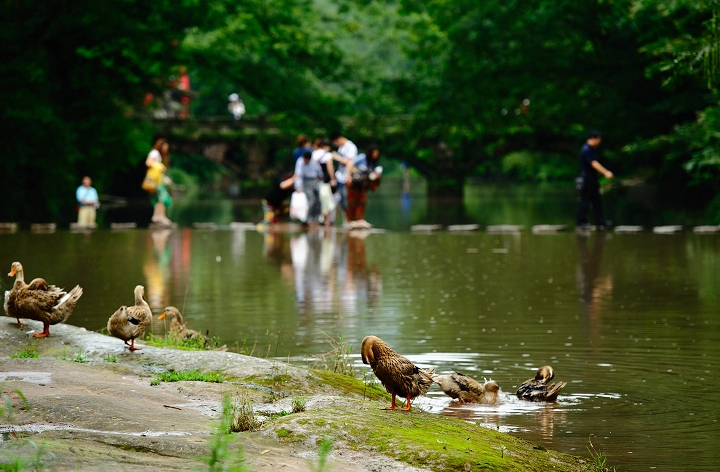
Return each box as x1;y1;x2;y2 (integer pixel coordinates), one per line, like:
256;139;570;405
263;131;383;229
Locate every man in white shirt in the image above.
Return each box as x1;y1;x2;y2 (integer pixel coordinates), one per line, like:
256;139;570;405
330;131;358;215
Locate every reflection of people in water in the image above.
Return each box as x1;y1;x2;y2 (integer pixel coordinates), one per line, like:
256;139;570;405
143;228;173;310
576;233;613;343
268;228;382;316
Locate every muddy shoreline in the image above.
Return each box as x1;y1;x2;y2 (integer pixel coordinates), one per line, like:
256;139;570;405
0;317;589;471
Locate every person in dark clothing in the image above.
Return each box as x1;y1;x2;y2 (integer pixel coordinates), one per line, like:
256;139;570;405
576;131;614;228
262;173;295;225
292;134;312;162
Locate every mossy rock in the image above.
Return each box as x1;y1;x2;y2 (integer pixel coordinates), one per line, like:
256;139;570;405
263;404;587;472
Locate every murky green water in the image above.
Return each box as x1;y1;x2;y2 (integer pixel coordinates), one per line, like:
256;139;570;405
2;184;719;470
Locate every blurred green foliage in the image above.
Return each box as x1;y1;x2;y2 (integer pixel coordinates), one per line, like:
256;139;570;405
2;0;720;220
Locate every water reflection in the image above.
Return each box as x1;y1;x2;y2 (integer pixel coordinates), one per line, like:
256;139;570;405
263;228;383;316
575;232;613;344
144;228;173;309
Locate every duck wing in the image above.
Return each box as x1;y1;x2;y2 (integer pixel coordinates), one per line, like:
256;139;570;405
516;379;566;401
125;304;152;338
452;371;485;396
375;354;434;399
434;374;462;399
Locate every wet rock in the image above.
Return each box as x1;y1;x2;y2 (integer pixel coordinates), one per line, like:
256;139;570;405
447;224;480;232
532;225;568;234
486;225;524;233
410;224;443;232
614;225;644;233
693;225;720;234
652;225;683;234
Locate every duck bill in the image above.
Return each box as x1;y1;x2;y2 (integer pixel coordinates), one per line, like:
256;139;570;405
8;267;16;277
158;312;166;320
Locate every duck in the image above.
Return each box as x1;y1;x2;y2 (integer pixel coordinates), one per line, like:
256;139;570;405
434;371;501;404
158;306;205;342
516;365;567;402
5;261;83;337
107;285;152;351
361;335;435;411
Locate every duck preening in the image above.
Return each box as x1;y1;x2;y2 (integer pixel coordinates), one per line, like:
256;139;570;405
434;371;501;404
5;261;83;336
516;365;567;402
158;306;205;342
361;335;435;411
107;285;152;351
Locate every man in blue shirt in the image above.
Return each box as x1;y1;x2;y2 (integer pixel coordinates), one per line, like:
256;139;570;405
576;131;614;228
76;176;99;227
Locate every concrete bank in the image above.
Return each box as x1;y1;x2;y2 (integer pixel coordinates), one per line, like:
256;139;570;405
0;317;589;471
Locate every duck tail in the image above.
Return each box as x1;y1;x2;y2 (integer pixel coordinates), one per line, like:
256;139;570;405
53;285;83;322
544;381;567;401
417;366;436;395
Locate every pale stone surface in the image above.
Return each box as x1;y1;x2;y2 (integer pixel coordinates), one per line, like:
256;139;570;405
614;225;644;233
447;224;480;232
410;224;443;232
652;225;683;234
486;225;524;233
532;224;568;234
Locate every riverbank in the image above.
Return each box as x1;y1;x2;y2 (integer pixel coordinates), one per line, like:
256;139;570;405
0;317;590;471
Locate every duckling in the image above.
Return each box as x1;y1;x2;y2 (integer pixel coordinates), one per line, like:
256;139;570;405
516;365;567;402
6;261;83;337
107;285;152;351
158;306;205;342
361;335;435;411
434;372;501;404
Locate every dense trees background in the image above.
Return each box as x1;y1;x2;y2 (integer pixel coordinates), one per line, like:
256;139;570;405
2;0;720;222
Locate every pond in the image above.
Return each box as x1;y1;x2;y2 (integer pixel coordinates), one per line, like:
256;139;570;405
3;182;719;471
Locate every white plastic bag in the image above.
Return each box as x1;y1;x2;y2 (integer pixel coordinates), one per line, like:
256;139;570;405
290;191;308;222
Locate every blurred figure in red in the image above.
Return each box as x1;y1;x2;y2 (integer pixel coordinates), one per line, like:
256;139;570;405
178;66;190;118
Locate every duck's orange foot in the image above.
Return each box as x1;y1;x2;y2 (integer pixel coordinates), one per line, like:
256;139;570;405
128;346;142;351
16;318;26;327
381;406;398;410
32;331;49;338
399;405;412;411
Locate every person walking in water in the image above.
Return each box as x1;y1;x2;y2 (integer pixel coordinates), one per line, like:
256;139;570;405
576;130;614;229
76;176;99;227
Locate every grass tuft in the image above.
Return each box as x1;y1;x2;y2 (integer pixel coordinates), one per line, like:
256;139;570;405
144;332;223;351
312;332;355;377
307;437;334;472
586;439;617;472
205;394;249;471
150;370;226;386
72;350;87;363
291;397;307;413
225;394;261;433
103;354;118;363
9;346;39;359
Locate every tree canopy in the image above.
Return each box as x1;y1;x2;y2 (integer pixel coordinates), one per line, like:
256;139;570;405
2;0;720;221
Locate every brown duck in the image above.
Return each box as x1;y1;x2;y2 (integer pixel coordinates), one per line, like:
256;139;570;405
361;335;435;411
516;365;567;402
5;261;83;337
158;306;205;342
434;371;501;404
107;285;152;351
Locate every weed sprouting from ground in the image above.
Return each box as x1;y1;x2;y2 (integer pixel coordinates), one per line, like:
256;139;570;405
587;439;617;472
291;397;307;413
72;350;87;363
150;370;226;386
9;346;39;359
0;440;56;471
226;394;261;433
312;332;355;377
205;394;248;472
104;354;118;363
307;437;334;472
